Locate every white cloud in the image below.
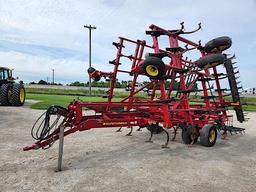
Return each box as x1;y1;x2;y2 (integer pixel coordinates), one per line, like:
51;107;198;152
0;51;92;83
0;0;255;86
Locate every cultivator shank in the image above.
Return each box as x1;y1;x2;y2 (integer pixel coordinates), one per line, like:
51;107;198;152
24;23;246;153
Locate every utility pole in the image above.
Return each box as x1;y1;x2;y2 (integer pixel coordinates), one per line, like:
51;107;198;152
84;24;96;96
52;69;55;84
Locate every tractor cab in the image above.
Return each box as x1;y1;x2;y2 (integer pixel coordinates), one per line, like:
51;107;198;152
0;67;13;82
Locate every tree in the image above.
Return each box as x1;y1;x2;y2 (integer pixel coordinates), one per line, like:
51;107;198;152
38;80;48;85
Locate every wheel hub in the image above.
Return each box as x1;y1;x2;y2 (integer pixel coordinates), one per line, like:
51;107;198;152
146;65;159;76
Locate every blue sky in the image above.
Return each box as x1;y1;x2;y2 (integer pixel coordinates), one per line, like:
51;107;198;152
0;0;255;87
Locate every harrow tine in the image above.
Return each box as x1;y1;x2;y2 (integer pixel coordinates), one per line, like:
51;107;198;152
161;129;170;148
116;127;122;132
228;54;236;60
126;127;133;136
171;126;179;141
146;131;153;143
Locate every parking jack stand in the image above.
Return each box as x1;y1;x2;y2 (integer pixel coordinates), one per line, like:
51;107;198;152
57;125;65;171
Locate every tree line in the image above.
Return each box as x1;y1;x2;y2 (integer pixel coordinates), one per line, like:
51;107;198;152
30;80;197;90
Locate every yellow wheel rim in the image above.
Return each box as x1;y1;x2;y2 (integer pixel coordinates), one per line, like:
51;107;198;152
146;65;159;76
8;89;12;98
20;88;25;103
209;129;216;143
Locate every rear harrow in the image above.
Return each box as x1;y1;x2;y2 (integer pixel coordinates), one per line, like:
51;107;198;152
23;23;247;168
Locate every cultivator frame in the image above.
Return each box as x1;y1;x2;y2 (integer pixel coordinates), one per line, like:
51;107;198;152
24;23;246;153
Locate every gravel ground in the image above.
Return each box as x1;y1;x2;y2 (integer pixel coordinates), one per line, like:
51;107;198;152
0;104;256;192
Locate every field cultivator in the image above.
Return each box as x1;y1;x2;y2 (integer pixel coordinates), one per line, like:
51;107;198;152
24;23;246;157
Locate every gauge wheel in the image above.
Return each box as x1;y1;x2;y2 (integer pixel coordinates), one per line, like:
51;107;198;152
141;57;165;79
204;36;232;53
196;53;225;69
181;125;199;144
200;124;217;147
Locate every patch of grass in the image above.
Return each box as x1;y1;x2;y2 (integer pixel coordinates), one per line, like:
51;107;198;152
26;87;105;96
26;87;148;98
26;93;121;110
27;91;256;112
242;105;256;112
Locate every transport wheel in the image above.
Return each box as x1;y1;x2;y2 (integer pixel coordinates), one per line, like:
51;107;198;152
87;67;101;81
93;75;101;82
196;53;225;69
204;36;232;53
87;67;96;74
141;57;165;79
11;84;26;106
0;84;12;106
147;124;164;134
200;124;217;147
181;125;199;144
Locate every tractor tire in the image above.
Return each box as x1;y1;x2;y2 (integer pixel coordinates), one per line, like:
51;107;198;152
204;36;232;53
196;53;225;69
141;57;165;79
0;84;12;106
200;124;217;147
181;125;198;144
147;124;164;134
11;84;25;106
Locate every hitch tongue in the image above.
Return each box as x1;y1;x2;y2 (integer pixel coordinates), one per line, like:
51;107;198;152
23;142;41;151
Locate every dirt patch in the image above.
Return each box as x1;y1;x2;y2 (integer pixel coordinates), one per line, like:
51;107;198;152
0;106;256;192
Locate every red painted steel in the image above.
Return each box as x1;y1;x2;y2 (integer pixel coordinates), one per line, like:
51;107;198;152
24;23;238;151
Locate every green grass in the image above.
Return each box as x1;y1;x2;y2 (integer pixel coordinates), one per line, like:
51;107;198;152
26;93;121;110
241;105;256;112
26;87;148;99
26;87;106;96
26;87;256;112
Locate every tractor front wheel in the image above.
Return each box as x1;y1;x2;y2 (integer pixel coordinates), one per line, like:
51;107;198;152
200;124;217;147
11;84;26;106
0;84;12;106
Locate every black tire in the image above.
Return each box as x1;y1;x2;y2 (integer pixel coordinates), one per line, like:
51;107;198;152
181;125;198;144
200;124;217;147
147;124;164;134
87;67;96;74
93;75;101;82
141;57;165;79
204;36;232;53
196;53;225;69
11;84;25;106
0;84;12;106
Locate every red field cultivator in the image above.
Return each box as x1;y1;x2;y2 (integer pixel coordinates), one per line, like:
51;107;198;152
24;23;246;155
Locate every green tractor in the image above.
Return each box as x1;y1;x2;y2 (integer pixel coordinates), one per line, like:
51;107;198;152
0;67;26;106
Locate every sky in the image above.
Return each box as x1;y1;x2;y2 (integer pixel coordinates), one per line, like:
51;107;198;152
0;0;255;87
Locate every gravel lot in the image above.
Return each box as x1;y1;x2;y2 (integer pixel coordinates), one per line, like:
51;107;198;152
0;103;256;192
